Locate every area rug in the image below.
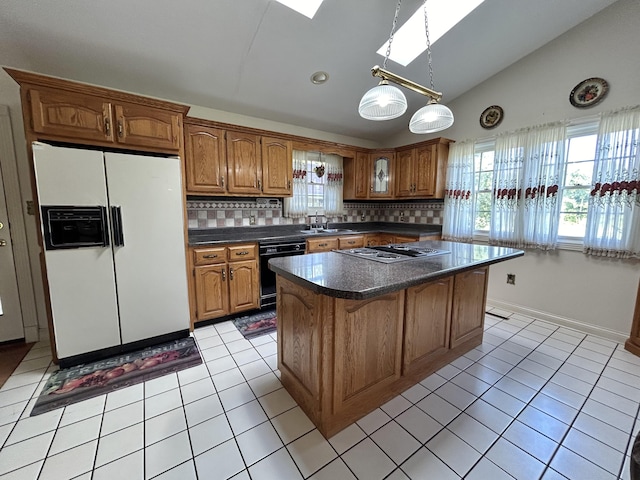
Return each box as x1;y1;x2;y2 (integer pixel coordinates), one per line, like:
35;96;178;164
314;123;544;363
233;310;277;339
31;336;201;417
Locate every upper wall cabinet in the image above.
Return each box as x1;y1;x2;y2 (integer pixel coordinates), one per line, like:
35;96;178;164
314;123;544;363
370;150;395;199
185;123;226;194
395;138;450;199
344;150;394;200
184;118;293;197
6;69;188;155
226;131;262;195
261;136;293;196
344;139;450;201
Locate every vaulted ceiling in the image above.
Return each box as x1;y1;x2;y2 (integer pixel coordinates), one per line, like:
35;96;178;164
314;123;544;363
0;0;619;142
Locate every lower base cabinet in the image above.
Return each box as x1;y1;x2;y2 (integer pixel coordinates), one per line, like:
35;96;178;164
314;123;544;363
193;244;259;322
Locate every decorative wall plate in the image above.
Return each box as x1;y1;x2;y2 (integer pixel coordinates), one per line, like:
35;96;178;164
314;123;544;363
569;77;609;108
479;105;504;129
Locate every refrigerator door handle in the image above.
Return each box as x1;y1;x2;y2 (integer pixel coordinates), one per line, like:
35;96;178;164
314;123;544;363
110;206;125;247
100;206;110;247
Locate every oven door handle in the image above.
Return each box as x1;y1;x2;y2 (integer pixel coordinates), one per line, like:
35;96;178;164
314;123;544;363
260;249;306;257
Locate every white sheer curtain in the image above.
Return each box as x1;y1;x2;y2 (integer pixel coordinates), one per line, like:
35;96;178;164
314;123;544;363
323;153;344;216
442;140;475;242
283;150;309;218
584;107;640;258
491;123;566;249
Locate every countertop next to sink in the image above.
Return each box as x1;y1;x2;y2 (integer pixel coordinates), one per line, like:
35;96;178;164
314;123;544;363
268;240;524;300
188;222;442;246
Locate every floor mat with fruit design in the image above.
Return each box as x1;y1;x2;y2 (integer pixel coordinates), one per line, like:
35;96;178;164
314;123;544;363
31;336;201;416
232;310;277;339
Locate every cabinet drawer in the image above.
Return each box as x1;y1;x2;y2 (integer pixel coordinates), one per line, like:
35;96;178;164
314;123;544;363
193;247;226;266
307;237;339;253
228;244;257;261
338;235;365;249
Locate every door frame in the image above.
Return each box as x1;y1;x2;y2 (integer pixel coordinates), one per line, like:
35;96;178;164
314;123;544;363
0;104;39;342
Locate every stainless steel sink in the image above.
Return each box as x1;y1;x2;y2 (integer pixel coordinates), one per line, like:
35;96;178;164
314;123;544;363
299;228;354;234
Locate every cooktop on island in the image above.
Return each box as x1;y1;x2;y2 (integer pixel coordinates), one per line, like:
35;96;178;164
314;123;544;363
335;244;451;264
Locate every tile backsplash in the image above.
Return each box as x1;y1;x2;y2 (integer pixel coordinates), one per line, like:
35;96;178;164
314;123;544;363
186;198;444;229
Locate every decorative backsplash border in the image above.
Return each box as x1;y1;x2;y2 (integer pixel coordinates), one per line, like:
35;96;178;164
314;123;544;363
186;198;444;229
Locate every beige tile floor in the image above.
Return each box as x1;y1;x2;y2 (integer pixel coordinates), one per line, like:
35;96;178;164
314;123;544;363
0;308;638;479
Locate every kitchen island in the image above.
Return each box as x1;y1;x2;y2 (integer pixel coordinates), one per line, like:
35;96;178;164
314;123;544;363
268;240;524;437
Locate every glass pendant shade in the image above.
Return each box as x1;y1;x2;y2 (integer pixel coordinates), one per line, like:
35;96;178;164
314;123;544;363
409;101;454;134
358;81;408;121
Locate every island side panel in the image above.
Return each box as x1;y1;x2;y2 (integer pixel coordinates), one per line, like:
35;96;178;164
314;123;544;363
331;292;405;427
403;277;453;375
450;267;489;348
276;275;330;429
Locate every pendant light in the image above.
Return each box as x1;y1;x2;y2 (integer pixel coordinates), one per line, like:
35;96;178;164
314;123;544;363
358;0;407;121
409;1;454;133
358;0;454;134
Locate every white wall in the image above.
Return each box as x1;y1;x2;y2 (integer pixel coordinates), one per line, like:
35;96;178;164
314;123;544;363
393;0;640;340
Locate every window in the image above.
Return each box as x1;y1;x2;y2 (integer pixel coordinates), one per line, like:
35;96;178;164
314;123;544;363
284;151;344;218
469;122;599;240
558;127;598;238
473;145;494;232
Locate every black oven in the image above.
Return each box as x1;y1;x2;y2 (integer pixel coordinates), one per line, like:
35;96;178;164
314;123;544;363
41;206;109;250
259;237;306;309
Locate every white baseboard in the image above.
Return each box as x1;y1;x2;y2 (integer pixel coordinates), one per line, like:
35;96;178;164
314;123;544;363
486;298;629;344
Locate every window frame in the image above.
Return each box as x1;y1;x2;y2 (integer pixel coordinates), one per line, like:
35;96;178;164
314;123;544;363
470;117;601;250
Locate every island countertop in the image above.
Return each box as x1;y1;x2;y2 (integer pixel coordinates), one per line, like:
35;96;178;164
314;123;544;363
268;240;524;300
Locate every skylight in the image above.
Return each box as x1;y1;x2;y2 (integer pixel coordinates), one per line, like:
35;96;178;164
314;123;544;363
274;0;324;19
377;0;485;66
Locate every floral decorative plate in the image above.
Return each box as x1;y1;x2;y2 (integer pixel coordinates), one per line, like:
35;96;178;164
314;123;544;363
569;77;609;108
479;105;504;129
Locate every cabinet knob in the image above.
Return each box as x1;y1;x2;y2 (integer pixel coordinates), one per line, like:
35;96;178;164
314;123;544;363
229;267;234;280
235;251;249;256
288;180;291;190
203;254;218;259
258;180;262;191
319;243;328;247
222;269;226;281
117;119;124;138
104;118;111;136
221;176;225;187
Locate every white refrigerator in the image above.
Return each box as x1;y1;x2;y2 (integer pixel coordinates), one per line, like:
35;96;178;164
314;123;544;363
33;142;190;363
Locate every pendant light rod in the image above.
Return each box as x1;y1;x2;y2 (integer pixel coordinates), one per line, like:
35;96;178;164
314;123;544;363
371;65;442;102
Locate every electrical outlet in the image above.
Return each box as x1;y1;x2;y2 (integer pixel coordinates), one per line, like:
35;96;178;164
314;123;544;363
361;214;365;221
249;215;256;225
506;274;516;285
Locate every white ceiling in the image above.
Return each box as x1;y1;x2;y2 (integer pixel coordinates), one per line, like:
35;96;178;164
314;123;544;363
0;0;618;142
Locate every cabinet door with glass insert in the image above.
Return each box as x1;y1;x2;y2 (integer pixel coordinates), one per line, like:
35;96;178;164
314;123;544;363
370;151;394;198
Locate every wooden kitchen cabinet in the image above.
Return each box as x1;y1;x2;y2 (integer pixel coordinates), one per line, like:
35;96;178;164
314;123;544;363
394;235;418;243
332;292;404;415
184;123;226;194
306;236;339;253
338;235;365;249
261;136;293;196
192;243;259;322
396;138;450;199
624;278;640;357
24;84;183;153
344;150;394;200
183;118;293;197
450;267;489;348
353;151;370;199
403;277;453;375
370;151;394;199
226;131;262;195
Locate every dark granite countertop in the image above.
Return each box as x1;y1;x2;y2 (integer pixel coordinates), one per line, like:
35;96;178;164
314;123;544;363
268;240;524;300
188;222;442;246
